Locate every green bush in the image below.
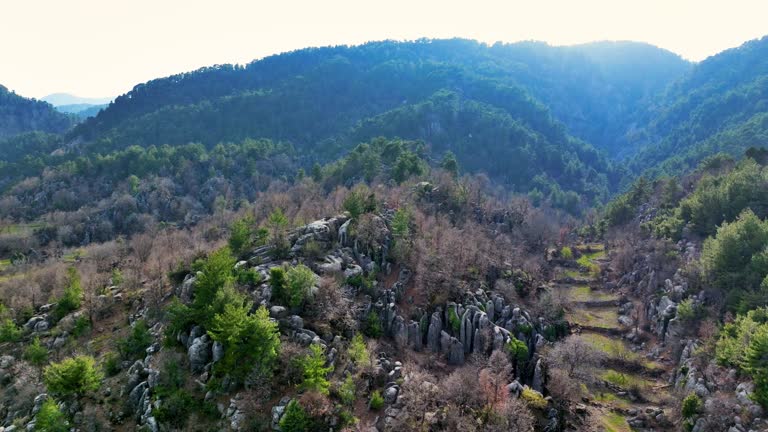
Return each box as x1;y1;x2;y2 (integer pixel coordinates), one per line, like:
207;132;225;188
343;189;366;219
43;355;102;397
279;400;309;432
71;315;90;338
339;374;356;406
681;393;702;419
235;266;262;286
229;217;255;257
506;336;529;374
448;307;461;333
363;311;382;338
701;209;768;311
111;268;124;286
192;247;236;325
103;352;121;377
716;308;768;407
24;337;49;366
53;267;82;321
117;319;152;360
0;317;21;342
338;409;358;428
347;270;376;294
165;299;194;345
269;266;288;304
676;298;697;322
35;399;69;432
347;333;370;366
208;297;280;379
299;344;333;394
745;325;768;407
268;208;290;259
369;390;384;410
521;387;548;410
153;389;195;429
560;246;573;260
285;264;316;309
158;358;186;391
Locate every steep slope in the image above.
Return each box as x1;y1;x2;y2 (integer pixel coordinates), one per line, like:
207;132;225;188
0;85;75;138
21;38;691;210
70;39;689;157
351;90;618;208
631;36;768;174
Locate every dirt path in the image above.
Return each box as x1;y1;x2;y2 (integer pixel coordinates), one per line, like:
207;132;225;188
555;244;675;431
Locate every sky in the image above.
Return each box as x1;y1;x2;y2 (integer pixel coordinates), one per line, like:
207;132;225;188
2;0;767;100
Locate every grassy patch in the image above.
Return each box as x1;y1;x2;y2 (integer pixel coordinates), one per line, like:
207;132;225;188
601;369;652;390
576;243;605;252
62;249;86;263
580;333;664;370
579;334;635;360
593;392;631;410
601;412;631;432
566;307;619;329
577;250;605;277
560;269;590;281
565;285;618;303
0;273;22;283
0;222;45;235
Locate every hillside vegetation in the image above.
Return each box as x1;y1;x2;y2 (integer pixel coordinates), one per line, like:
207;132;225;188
2;36;768;432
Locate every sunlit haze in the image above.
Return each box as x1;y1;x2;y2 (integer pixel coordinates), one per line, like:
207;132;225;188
2;0;767;99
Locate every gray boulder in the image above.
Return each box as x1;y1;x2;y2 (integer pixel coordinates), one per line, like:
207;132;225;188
188;335;211;372
384;386;399;404
212;341;224;363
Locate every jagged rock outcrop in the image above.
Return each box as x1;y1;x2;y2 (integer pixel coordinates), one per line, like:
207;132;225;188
427;310;442;352
367;278;544;367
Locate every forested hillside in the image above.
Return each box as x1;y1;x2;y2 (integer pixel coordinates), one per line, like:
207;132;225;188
0;85;75;138
631;36;768;175
4;36;768;432
592;149;768;431
7;39;684;215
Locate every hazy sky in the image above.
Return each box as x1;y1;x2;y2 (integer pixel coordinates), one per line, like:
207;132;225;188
2;0;767;99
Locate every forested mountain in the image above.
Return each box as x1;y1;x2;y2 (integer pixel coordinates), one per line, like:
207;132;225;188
5;34;768;432
3;39;689;213
0;85;75;138
71;39;689;157
631;36;768;174
4;37;768;217
55;103;108;119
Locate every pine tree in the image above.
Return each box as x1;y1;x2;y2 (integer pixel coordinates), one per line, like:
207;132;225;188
299;344;333;394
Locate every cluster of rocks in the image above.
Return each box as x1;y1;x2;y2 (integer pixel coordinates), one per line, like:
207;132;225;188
614;237;768;432
369;279;547;367
117;319;166;432
613;244;696;348
0;355;41;429
673;340;767;432
626;406;671;429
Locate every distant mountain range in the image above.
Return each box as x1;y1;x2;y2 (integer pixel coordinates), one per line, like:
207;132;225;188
40;93;112;119
54;103;108;119
41;93;112;107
